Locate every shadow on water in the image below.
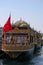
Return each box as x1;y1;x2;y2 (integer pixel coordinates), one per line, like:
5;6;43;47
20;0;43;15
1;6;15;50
0;46;43;65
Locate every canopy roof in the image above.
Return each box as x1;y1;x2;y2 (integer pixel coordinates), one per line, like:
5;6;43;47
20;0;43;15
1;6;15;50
14;19;30;28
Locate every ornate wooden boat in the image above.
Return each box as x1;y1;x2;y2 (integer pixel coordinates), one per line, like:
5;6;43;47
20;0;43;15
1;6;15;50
2;20;34;59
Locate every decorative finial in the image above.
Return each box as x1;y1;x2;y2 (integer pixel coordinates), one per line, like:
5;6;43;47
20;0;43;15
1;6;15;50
20;18;22;21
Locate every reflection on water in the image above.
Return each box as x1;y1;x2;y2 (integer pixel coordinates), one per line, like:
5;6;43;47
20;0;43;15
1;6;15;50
0;46;43;65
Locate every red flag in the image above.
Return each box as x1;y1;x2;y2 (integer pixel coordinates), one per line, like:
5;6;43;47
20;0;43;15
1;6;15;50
3;15;12;32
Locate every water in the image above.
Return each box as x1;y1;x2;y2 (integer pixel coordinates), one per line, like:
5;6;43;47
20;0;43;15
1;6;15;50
0;46;43;65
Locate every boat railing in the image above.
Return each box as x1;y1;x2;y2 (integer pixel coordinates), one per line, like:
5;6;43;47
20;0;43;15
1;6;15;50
2;43;33;52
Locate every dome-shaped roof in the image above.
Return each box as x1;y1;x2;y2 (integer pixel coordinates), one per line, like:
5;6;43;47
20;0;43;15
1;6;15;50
14;19;30;27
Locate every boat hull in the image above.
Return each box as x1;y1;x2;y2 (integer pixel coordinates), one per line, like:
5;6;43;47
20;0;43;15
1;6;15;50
4;46;34;59
2;43;34;59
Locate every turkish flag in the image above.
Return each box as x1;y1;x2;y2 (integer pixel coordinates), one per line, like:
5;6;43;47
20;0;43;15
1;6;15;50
3;15;12;32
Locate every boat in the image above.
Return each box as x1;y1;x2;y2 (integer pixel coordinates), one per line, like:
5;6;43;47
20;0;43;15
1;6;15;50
2;20;34;59
34;30;42;50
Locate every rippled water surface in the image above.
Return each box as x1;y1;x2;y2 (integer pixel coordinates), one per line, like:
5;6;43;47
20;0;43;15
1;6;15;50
0;46;43;65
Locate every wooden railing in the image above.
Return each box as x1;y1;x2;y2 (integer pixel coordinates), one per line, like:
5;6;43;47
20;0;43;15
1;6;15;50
2;43;34;52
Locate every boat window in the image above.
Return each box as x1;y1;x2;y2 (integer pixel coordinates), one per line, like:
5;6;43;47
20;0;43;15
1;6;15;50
6;36;11;43
6;33;11;36
16;36;27;44
30;35;33;43
6;33;11;43
12;33;28;35
18;27;28;29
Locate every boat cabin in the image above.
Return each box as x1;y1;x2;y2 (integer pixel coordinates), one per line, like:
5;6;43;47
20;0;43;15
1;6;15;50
2;20;34;51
